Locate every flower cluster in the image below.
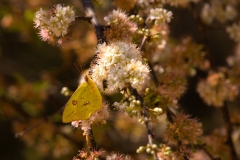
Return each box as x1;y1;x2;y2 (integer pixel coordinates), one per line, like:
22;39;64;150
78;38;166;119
149;8;173;23
34;4;75;44
201;1;237;24
197;71;239;107
151;37;208;77
163;113;203;146
202;128;231;159
73;149;104;160
156;144;173;160
163;113;203;159
104;9;137;41
145;38;207;110
90;41;150;94
226;22;240;43
106;153;133;160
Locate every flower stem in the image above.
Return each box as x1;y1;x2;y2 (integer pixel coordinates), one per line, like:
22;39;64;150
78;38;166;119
131;87;159;160
139;16;159;87
84;126;98;153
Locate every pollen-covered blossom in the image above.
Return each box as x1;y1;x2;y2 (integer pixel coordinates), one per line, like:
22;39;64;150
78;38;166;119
149;8;173;23
71;102;109;131
197;71;239;107
163;113;203;159
104;9;137;41
106;153;133;160
34;4;75;44
90;41;150;93
163;113;203;146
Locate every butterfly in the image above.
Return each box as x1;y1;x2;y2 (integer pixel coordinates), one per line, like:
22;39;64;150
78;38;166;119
62;73;102;123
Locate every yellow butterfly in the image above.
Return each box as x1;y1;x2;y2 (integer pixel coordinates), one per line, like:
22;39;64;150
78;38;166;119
62;73;102;123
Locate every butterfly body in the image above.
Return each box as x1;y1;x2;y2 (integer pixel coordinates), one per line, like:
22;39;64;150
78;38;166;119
62;74;102;123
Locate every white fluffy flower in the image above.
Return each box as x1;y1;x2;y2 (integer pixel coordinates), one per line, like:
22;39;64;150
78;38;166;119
91;41;150;93
34;4;75;43
149;8;173;23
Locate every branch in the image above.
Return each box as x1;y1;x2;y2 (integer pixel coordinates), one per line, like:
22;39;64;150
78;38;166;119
84;127;98;152
200;144;220;160
15;105;64;138
81;0;106;44
130;86;159;160
75;16;92;22
139;16;160;87
221;102;238;160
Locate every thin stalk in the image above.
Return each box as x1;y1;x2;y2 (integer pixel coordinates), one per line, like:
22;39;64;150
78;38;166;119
131;87;159;160
139;16;159;87
221;102;238;160
84;127;98;152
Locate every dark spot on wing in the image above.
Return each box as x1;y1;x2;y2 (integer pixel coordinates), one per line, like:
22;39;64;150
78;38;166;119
72;100;78;105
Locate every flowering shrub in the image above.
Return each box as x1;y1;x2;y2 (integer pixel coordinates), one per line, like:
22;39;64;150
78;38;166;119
1;0;240;159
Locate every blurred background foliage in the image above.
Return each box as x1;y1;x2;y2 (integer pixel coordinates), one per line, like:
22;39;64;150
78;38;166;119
0;0;239;160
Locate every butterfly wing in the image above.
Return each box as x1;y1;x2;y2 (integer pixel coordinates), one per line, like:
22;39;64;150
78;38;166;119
62;82;88;123
62;74;102;123
76;74;102;120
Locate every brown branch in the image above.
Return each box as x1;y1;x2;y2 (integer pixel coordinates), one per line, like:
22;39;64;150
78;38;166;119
221;102;238;160
130;87;159;160
75;16;92;22
15;117;49;138
81;0;106;44
15;104;65;138
202;146;220;160
84;127;98;152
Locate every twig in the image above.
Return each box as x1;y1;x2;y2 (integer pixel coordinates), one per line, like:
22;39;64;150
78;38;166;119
15;105;65;138
15;117;50;138
81;0;106;44
221;102;238;160
75;16;92;22
139;16;160;87
84;127;98;152
202;145;219;160
139;15;152;51
131;87;159;160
